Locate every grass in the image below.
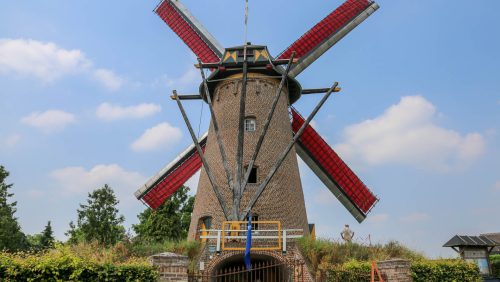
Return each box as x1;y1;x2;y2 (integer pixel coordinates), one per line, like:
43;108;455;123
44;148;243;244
297;236;425;275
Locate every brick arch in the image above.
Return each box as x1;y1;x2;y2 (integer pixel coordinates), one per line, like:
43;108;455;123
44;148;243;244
206;251;287;276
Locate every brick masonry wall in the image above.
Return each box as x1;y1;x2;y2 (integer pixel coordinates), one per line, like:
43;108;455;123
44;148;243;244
378;259;412;282
204;246;314;282
150;251;412;282
149;252;189;282
188;73;309;239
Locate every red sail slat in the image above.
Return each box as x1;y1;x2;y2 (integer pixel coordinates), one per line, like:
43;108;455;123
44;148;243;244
156;1;220;63
278;0;373;60
291;108;377;214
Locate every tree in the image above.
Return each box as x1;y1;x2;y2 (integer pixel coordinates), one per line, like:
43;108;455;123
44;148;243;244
0;165;27;251
26;233;43;250
66;184;125;246
40;221;55;249
133;185;194;242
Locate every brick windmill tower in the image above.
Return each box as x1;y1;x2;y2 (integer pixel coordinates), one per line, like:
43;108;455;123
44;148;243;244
136;0;379;276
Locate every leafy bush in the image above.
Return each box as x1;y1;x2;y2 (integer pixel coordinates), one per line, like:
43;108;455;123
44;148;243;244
0;245;158;281
322;260;371;282
320;259;481;282
492;254;500;278
297;236;424;275
411;259;481;282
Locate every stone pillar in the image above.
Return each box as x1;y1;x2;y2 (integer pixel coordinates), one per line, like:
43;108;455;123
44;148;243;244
149;252;189;282
377;259;412;282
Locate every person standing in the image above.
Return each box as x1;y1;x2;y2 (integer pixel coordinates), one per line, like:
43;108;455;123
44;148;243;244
341;224;354;242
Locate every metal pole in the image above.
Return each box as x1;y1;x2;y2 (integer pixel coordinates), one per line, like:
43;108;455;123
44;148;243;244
198;58;236;217
240;82;339;219
240;52;295;196
234;45;248;219
216;230;221;253
172;90;231;219
282;230;287;254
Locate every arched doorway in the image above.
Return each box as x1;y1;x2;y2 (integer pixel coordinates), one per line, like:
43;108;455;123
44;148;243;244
211;253;290;282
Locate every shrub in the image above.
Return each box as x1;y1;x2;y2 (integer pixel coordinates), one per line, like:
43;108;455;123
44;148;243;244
411;259;481;282
320;259;481;282
322;260;371;282
491;254;500;278
0;245;158;281
297;236;424;276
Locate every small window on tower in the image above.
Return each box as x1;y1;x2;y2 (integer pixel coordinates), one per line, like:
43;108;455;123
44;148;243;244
203;217;212;230
251;215;259;230
244;117;256;132
245;166;258;184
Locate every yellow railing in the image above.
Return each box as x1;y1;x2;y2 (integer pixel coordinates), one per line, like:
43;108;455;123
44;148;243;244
221;221;281;251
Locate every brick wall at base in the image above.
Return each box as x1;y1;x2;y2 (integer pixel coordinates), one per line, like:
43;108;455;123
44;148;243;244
149;252;189;282
378;259;412;282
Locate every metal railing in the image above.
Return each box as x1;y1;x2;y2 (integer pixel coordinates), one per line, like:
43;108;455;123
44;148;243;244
189;259;306;282
199;224;303;253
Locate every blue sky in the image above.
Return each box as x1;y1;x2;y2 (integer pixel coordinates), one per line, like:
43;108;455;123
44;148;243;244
0;0;498;258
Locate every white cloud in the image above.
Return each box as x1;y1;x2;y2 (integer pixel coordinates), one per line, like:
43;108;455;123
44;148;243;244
336;96;485;171
50;164;146;202
0;38;123;90
21;110;75;133
131;122;182;152
366;213;389;224
155;67;199;91
400;212;429;223
96;102;161;121
0;38;90;81
93;69;123;91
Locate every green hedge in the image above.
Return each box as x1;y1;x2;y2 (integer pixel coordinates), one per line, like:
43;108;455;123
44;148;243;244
411;260;481;282
0;251;158;281
321;259;481;282
322;260;371;282
492;255;500;278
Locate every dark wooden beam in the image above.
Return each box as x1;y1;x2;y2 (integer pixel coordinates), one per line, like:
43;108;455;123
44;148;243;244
302;87;341;94
233;46;249;220
240;52;296;196
176;94;203;100
174;87;342;101
194;62;220;69
197;58;236;213
171;90;230;219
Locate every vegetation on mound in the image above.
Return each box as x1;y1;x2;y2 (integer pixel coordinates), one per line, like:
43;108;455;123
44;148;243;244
297;236;425;274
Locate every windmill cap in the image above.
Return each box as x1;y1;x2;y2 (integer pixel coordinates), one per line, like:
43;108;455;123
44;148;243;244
199;45;302;104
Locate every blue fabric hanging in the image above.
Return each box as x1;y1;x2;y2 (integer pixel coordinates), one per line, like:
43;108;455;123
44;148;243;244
244;214;252;270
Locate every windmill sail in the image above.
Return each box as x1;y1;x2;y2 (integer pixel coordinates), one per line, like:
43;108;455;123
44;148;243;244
278;0;379;77
291;108;378;222
135;132;207;209
138;109;378;223
155;0;224;63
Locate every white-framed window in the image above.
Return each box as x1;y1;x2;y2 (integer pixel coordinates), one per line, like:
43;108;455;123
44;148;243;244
244;117;256;132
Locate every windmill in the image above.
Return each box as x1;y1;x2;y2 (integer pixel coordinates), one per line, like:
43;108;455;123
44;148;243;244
135;0;379;262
